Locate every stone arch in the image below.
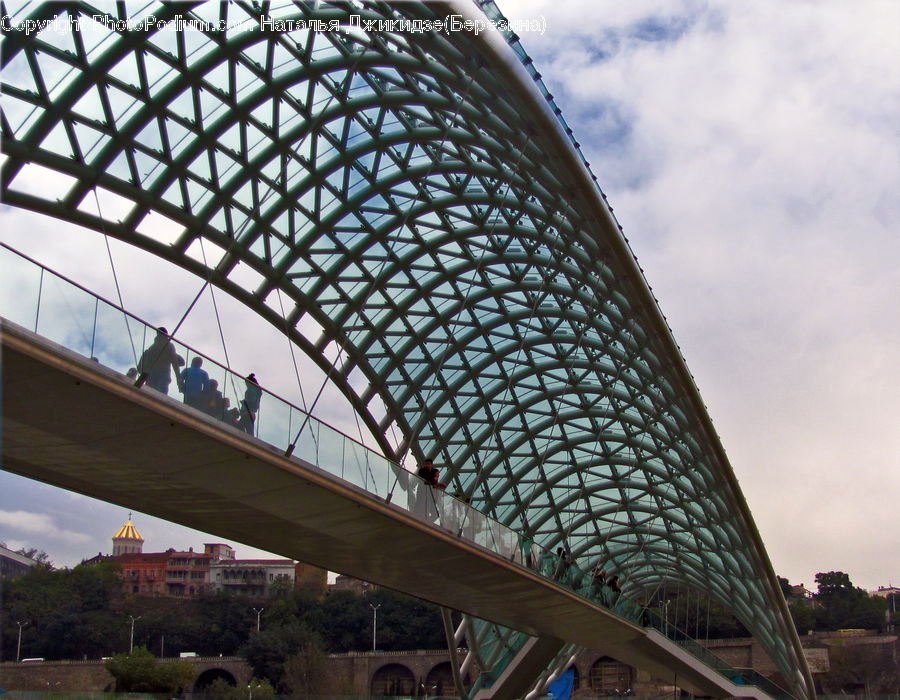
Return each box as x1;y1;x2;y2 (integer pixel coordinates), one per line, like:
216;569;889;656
371;662;416;698
588;656;633;695
569;665;581;692
424;661;457;697
194;667;237;691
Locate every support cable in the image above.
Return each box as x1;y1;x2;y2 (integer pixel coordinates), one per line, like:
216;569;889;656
93;187;138;368
197;237;240;415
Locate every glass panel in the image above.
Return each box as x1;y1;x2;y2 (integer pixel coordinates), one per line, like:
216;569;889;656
35;275;98;355
255;387;291;448
0;244;42;328
93;299;141;373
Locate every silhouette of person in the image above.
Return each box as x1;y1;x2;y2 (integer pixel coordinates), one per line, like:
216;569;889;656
138;327;180;393
239;372;262;434
415;458;445;520
203;379;224;419
566;555;584;590
180;356;209;409
417;458;439;486
222;397;240;426
520;533;537;569
553;547;570;581
591;567;607;600
607;574;622;605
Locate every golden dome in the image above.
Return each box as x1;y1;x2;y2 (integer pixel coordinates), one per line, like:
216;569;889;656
113;514;144;542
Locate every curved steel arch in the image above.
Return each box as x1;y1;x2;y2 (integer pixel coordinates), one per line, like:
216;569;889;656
1;1;812;695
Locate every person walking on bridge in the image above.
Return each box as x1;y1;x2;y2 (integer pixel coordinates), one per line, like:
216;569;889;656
239;372;262;434
180;356;209;409
138;327;181;394
415;458;445;520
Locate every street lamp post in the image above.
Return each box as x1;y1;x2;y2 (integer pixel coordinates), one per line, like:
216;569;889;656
253;607;264;632
16;621;28;663
370;603;381;652
128;615;141;654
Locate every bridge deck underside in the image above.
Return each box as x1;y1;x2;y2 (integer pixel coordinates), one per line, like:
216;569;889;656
2;320;760;698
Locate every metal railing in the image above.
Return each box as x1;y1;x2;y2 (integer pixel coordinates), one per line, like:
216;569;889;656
0;242;785;697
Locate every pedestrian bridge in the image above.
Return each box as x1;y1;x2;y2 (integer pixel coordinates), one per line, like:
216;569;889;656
1;0;811;697
2;247;785;698
5;311;773;699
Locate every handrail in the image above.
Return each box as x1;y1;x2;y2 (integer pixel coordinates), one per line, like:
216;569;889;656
0;242;784;697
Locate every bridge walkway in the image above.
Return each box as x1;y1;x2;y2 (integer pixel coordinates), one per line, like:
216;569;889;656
0;250;785;699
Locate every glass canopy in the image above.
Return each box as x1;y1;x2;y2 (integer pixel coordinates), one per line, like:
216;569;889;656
0;2;812;696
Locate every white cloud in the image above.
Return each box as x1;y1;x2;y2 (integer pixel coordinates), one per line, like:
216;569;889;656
0;509;92;545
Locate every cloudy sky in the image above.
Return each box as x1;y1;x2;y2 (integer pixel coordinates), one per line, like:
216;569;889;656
1;0;898;592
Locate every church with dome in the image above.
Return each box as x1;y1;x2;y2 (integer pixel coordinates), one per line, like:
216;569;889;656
111;513;144;556
100;514;325;599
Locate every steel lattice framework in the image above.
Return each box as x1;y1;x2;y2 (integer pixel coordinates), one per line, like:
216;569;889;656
1;1;812;696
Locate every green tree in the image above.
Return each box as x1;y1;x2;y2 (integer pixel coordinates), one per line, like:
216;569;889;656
105;646;195;692
777;576;792;599
15;546;54;568
239;622;322;687
1;560;127;660
790;600;815;634
194;592;256;656
204;677;240;699
368;588;445;650
280;643;330;696
813;571;887;631
815;571;854;597
319;590;368;651
246;677;276;700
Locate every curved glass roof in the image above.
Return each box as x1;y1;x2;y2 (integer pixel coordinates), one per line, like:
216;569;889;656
0;1;812;695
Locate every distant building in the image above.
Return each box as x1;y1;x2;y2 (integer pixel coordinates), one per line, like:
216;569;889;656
210;558;296;598
101;516;324;599
330;573;374;595
295;561;328;596
870;585;900;599
117;551;169;595
0;545;38;579
114;543;240;596
164;547;214;597
789;584;814;602
205;543;236;561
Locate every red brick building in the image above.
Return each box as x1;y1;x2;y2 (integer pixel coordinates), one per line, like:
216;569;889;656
103;516;326;599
